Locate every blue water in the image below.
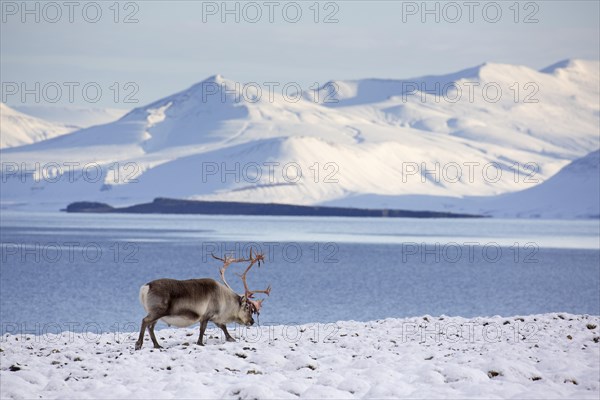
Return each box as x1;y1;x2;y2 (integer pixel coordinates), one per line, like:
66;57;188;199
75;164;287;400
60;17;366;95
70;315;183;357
1;212;599;333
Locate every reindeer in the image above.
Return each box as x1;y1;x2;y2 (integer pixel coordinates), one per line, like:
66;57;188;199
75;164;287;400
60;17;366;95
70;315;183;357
135;250;271;350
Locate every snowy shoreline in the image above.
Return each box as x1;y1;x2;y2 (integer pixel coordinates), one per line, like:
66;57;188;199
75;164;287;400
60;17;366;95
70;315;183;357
1;313;599;399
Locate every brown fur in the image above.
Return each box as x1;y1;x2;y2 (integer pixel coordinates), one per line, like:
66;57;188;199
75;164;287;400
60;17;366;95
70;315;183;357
135;278;254;350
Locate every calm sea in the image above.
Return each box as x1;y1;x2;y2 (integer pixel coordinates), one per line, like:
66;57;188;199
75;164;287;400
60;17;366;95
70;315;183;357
1;212;598;333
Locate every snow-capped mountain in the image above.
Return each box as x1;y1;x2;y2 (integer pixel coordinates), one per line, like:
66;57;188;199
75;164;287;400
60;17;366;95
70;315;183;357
0;103;77;149
1;60;598;217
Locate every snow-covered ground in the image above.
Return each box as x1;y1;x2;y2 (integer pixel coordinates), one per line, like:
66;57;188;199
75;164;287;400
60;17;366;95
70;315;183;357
1;313;598;399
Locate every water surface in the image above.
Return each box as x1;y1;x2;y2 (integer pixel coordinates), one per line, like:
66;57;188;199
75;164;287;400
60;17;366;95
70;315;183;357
1;212;598;333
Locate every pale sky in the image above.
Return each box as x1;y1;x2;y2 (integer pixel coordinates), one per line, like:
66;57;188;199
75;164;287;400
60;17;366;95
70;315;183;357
1;0;599;108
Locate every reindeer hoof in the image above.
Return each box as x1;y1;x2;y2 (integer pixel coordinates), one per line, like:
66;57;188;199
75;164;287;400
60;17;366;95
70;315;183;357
135;342;142;350
196;342;204;346
153;344;163;349
226;337;236;343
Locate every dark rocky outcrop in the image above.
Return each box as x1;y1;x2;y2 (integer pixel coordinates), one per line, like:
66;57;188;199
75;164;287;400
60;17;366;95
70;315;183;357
65;198;484;218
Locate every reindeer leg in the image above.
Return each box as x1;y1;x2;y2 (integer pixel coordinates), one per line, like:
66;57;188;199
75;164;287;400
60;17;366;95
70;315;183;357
136;314;164;350
135;317;148;350
148;321;163;349
197;319;208;346
217;323;236;342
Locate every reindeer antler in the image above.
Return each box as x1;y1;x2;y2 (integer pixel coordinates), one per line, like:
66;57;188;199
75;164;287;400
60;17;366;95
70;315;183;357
211;252;248;292
238;248;271;299
212;248;271;313
238;248;271;314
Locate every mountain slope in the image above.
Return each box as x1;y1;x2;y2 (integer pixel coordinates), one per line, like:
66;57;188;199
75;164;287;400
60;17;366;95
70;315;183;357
323;150;600;219
484;150;600;218
13;105;128;129
0;103;76;149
